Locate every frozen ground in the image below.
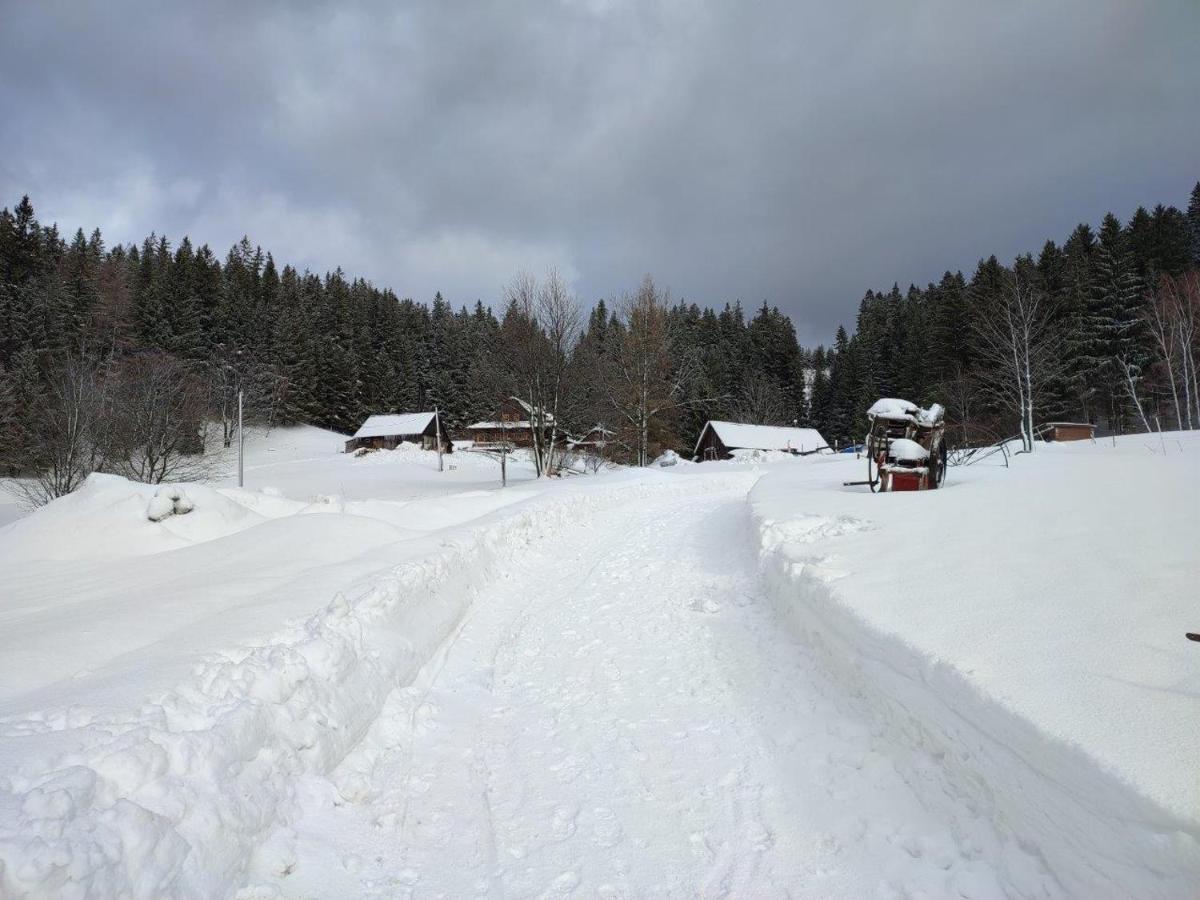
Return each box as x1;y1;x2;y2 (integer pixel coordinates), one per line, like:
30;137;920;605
0;427;1197;897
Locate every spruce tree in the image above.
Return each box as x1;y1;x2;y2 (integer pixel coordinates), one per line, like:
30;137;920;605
1089;214;1145;431
1187;181;1200;268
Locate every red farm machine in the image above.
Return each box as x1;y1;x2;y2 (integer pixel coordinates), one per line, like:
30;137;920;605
862;398;948;492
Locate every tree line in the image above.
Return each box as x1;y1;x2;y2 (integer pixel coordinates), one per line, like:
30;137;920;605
811;183;1200;449
2;182;1199;498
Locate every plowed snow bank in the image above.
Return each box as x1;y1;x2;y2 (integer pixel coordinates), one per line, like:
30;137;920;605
752;433;1200;898
0;470;743;898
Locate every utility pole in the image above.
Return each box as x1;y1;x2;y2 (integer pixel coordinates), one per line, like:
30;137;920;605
435;407;444;472
237;389;244;487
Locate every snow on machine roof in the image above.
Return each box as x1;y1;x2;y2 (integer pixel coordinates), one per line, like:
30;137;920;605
868;398;944;426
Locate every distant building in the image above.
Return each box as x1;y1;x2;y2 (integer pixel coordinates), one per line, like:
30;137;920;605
568;425;616;456
693;421;828;461
1042;422;1096;442
344;412;449;453
465;397;554;448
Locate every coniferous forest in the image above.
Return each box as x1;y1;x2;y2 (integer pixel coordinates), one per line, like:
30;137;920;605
2;183;1199;495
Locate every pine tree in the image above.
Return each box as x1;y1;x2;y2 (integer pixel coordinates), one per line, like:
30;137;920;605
1187;181;1200;268
1089;214;1146;431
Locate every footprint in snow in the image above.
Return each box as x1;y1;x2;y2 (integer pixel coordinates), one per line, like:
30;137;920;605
591;806;624;848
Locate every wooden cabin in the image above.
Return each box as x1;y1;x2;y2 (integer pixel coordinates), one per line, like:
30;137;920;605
344;412;449;453
693;421;828;461
465;397;555;448
1042;422;1096;442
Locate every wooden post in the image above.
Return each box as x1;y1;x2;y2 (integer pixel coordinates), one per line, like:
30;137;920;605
237;389;244;487
435;407;444;472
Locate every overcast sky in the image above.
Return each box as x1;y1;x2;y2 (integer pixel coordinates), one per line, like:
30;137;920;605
1;1;1197;345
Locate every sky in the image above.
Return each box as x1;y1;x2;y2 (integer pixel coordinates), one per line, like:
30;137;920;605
1;0;1197;345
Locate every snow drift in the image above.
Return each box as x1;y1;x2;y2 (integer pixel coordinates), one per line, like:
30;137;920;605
0;469;743;898
752;437;1200;898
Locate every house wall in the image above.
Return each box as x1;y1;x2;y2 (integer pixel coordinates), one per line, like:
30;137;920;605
1048;424;1095;442
467;426;535;448
694;427;729;461
345;420;450;454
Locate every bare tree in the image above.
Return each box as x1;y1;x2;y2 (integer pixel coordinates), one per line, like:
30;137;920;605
601;276;718;466
207;344;289;448
971;264;1061;452
103;352;211;484
537;269;583;474
937;365;981;449
499;268;582;477
11;354;108;506
1145;272;1200;430
731;374;788;425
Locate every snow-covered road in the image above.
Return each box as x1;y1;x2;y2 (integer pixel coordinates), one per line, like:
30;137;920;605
247;486;1041;898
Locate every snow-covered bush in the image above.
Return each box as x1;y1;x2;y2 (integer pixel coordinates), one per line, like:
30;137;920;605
146;485;195;521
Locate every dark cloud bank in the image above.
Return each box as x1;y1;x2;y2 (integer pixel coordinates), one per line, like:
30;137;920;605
1;0;1196;344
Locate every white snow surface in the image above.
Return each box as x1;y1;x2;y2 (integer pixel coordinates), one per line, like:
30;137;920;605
0;425;1197;897
753;432;1200;897
867;398;920;420
867;398;944;425
350;412;437;440
885;437;929;461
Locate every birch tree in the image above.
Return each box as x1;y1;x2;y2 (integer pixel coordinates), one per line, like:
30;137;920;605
1145;272;1199;429
971;263;1060;452
499;269;581;477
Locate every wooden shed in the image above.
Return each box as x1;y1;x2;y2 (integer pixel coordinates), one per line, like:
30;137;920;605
466;397;555;448
693;421;828;461
1042;422;1096;442
344;412;449;453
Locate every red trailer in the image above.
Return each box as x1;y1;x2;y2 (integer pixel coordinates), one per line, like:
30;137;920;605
864;398;947;492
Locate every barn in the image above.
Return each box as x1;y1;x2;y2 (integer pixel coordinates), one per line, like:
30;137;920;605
692;421;828;461
344;412;449;453
466;397;555;448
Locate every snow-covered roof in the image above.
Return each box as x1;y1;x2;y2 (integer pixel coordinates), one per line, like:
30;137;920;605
352;412;437;439
696;421;827;456
509;397;555;424
467;420;533;430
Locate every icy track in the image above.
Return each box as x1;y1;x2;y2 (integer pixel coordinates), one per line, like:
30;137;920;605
242;486;1046;898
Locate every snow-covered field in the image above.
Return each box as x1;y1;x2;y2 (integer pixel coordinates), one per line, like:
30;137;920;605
0;427;1197;897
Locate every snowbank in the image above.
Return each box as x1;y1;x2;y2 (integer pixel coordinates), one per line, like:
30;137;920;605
0;468;746;898
751;436;1200;897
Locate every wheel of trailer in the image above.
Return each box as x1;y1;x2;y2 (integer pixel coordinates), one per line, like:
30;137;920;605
929;441;947;489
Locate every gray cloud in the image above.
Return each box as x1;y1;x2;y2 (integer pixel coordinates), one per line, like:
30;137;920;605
1;0;1197;344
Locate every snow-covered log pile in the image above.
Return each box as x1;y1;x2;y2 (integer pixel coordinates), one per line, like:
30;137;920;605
751;434;1200;898
0;469;746;898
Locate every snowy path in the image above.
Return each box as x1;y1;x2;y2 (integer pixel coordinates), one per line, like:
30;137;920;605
246;487;1030;898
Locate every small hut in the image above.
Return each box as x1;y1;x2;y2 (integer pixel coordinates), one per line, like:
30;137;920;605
344;412;449;453
692;421;828;461
1042;422;1096;442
